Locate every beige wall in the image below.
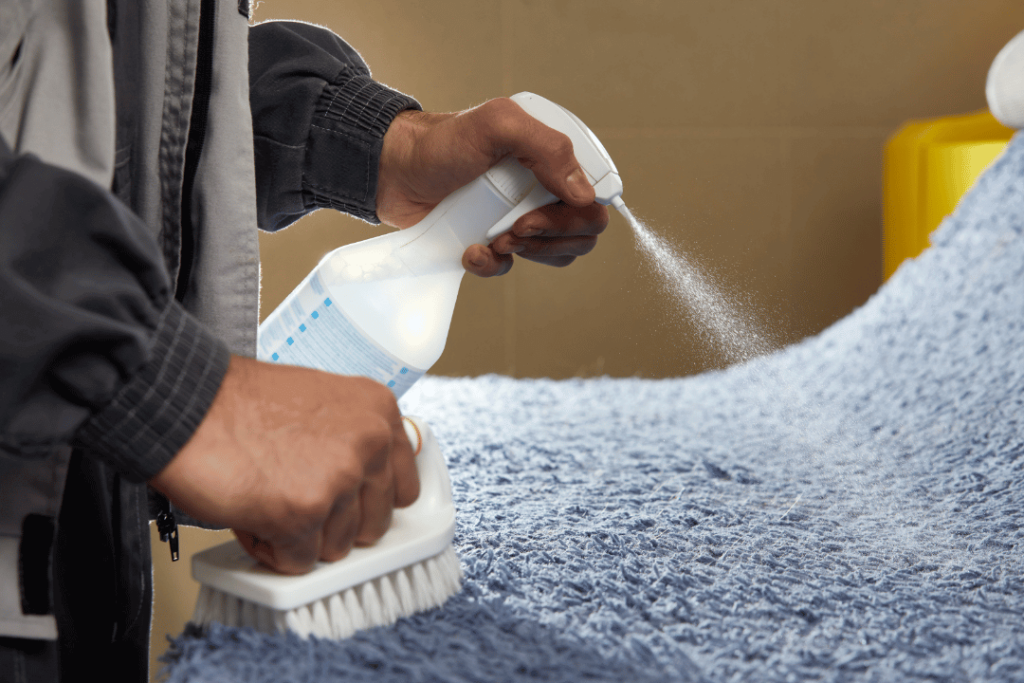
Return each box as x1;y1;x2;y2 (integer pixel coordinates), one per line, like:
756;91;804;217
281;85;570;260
253;0;1024;378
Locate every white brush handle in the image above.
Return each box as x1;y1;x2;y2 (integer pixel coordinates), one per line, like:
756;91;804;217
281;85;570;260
191;416;456;611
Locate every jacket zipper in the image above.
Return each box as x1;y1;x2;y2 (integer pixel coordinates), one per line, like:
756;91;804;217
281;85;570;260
158;0;216;562
155;494;180;561
175;0;216;302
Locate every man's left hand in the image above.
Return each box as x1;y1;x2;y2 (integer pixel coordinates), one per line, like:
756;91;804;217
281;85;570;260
376;99;609;277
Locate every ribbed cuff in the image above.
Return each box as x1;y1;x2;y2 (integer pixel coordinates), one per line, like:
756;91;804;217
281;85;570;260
304;73;420;223
74;301;231;482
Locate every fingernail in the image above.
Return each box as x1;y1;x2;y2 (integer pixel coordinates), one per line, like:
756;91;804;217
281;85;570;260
468;257;485;268
516;226;541;238
566;167;591;202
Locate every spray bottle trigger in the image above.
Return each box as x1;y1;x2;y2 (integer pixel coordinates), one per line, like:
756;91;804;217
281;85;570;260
483;183;559;243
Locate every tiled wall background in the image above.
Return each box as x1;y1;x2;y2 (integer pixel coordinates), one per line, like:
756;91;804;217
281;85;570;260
253;0;1024;379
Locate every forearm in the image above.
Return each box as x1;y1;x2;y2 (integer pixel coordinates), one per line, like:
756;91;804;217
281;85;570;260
0;138;228;481
248;20;421;231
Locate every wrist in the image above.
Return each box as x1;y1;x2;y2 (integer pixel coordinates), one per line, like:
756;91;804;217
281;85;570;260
377;110;420;221
148;355;255;524
377;109;447;227
74;301;230;482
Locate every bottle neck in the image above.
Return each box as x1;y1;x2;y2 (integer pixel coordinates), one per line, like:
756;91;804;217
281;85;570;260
395;174;517;276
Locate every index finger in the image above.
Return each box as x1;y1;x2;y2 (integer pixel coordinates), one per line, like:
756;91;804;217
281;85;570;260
468;98;595;208
513;201;609;239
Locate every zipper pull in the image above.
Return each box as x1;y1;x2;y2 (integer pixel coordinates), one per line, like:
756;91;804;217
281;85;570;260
156;505;180;562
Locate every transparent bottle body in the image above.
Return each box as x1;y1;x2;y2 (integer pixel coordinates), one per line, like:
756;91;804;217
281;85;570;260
256;173;518;398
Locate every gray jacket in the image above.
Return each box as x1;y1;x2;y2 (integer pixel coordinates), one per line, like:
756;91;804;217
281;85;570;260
0;0;418;640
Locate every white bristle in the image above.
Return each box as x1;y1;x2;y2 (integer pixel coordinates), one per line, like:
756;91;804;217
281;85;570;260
311;599;331;635
299;605;317;638
441;547;464;590
343;586;364;627
328;592;353;639
426;556;447;607
394;567;416;615
359;580;384;628
272;609;288;635
282;607;300;636
191;546;462;640
378;575;401;625
285;605;310;638
410;560;433;611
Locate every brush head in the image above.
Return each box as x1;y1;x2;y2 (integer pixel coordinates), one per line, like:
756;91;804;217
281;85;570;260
190;416;462;639
192;545;462;639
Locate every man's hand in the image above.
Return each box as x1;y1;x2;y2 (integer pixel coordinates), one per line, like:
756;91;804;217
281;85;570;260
149;356;419;575
377;98;609;278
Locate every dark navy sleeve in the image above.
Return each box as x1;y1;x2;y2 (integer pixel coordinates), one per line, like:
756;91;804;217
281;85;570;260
248;20;421;231
0;137;229;482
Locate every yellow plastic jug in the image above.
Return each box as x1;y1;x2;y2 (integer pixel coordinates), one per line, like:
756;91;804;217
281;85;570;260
883;110;1014;280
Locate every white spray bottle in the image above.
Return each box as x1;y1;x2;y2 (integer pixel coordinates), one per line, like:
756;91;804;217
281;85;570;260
256;92;624;397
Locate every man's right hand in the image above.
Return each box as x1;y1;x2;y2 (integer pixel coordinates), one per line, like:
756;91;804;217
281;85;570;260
149;355;419;575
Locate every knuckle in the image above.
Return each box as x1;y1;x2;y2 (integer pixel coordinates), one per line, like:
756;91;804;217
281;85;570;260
353;418;392;468
551;133;575;162
478;97;534;148
286;485;334;526
483;97;520;126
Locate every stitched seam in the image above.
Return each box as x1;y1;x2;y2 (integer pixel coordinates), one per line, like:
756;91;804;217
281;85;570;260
252;133;304;150
341;80;367;131
323;69;346;120
0;434;64;454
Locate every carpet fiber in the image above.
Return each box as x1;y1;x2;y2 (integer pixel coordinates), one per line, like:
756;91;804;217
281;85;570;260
162;133;1024;682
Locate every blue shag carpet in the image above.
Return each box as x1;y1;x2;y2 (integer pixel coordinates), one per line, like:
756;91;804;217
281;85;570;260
162;133;1024;682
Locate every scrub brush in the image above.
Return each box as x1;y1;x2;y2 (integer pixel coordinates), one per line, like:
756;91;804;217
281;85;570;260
189;415;461;639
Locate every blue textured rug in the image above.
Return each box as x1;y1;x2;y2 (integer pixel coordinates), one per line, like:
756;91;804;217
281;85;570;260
162;133;1024;682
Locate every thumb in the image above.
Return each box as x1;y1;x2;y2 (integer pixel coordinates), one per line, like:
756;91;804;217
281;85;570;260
471;98;595;207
